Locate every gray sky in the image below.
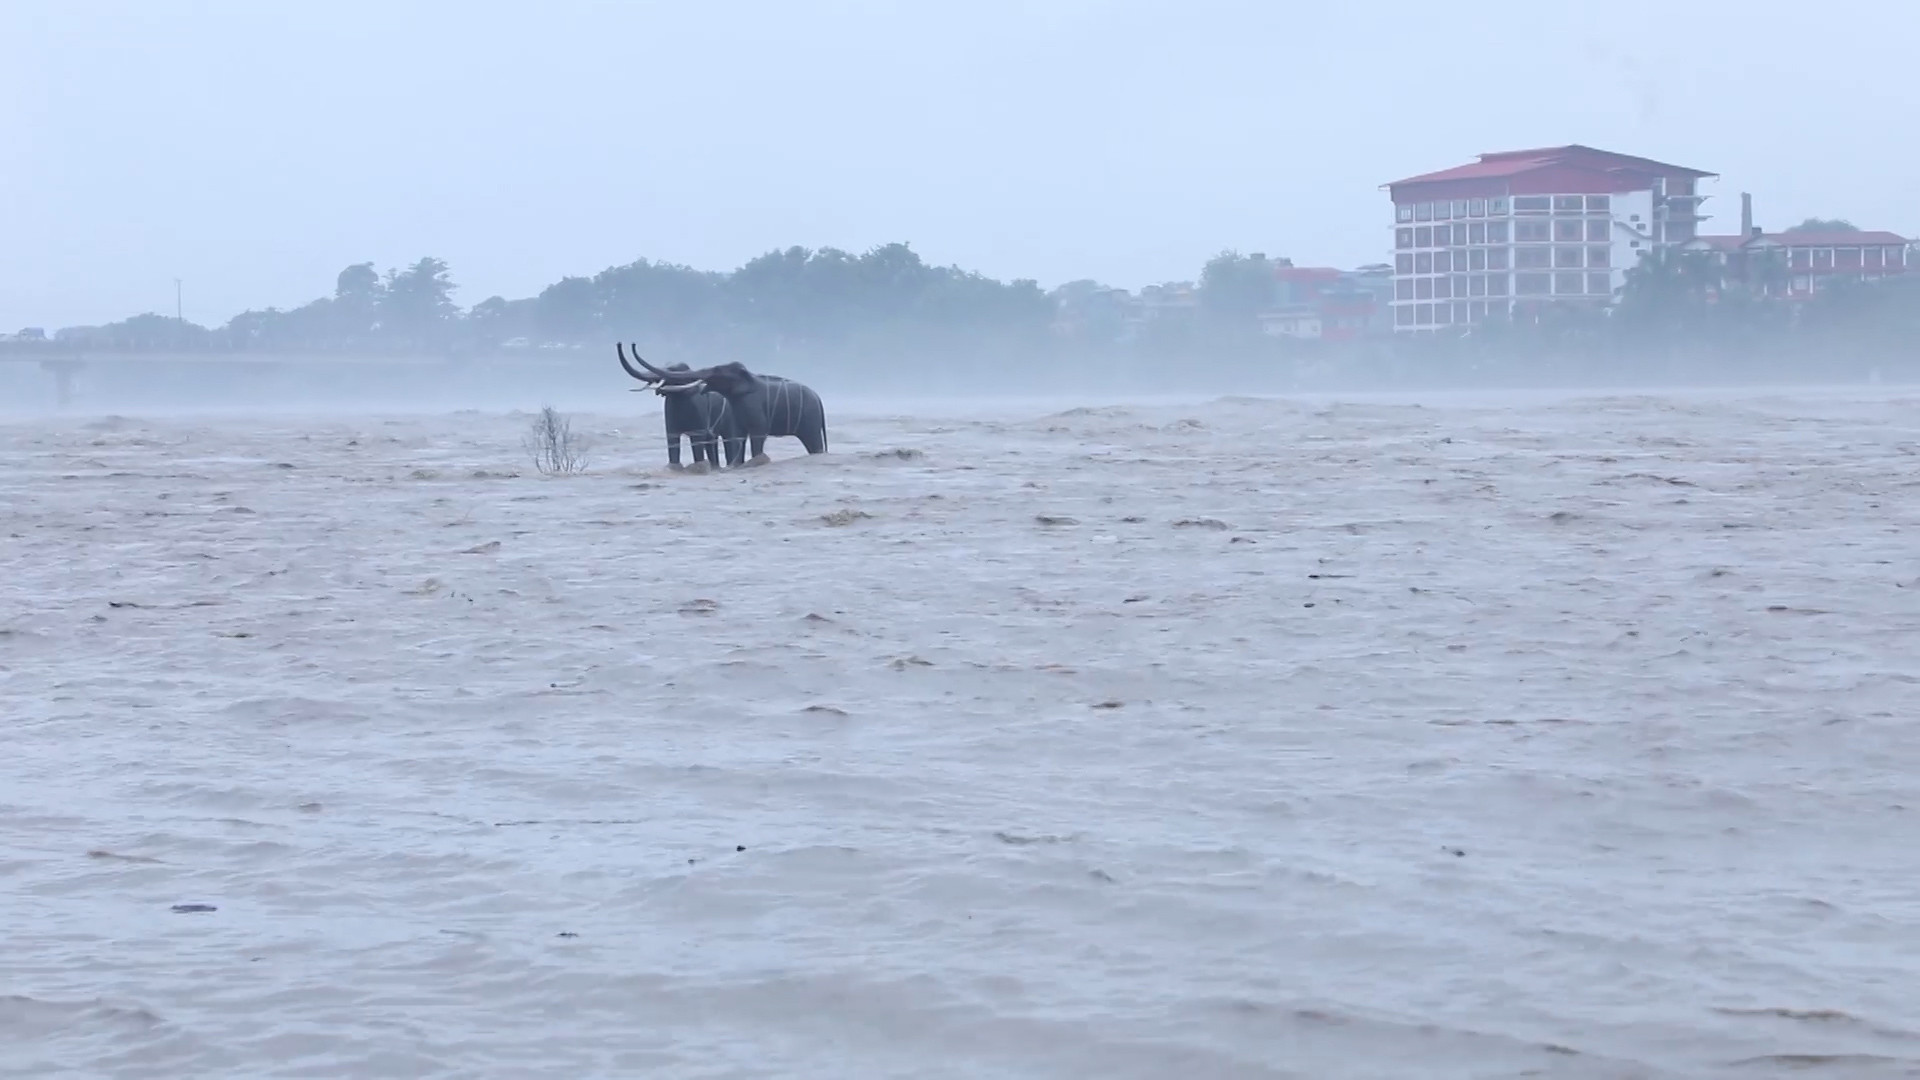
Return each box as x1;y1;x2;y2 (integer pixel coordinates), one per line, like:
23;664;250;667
4;0;1914;331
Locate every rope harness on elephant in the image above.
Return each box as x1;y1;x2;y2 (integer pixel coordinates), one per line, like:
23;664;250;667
700;395;732;438
767;379;799;436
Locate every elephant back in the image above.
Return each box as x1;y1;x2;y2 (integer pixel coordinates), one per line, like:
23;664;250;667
759;377;823;438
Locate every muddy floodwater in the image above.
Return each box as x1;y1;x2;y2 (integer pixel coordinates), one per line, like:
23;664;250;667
4;390;1918;1078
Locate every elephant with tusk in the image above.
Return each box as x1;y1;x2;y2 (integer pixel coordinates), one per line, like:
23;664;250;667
618;344;828;466
648;362;746;471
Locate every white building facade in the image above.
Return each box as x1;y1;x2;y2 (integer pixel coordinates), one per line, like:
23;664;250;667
1382;146;1715;333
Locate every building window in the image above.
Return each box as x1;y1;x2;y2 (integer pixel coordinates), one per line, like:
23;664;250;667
1448;223;1464;245
1487;221;1510;243
1586;195;1611;212
1588;246;1610;268
1452;200;1469;218
1416;303;1433;325
1469;199;1486;217
1588;271;1613;296
1489;197;1509;215
1433;303;1452;325
1814;249;1834;269
1791;249;1811;269
1587;219;1610;242
1469;248;1487;271
1837;248;1861;269
1553;247;1583;269
1416;277;1434;300
1553;196;1584;213
1415;252;1433;274
1396;253;1415;274
1415;202;1433;222
1469;274;1488;297
1397;205;1415;223
1434;201;1451;220
1516;246;1551;269
1514;196;1551;214
1396;228;1414;250
1434;277;1452;299
1516;220;1551;242
1486;274;1509;297
1793;275;1812;293
1434;251;1452;273
1395;278;1415;300
1554;271;1584;295
1516;273;1551;295
1487;247;1510;270
1414;226;1431;248
1865;248;1884;269
1468;222;1486;245
1554;219;1584;242
1396;305;1415;326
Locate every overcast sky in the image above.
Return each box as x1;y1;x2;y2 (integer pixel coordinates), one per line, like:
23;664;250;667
4;0;1915;331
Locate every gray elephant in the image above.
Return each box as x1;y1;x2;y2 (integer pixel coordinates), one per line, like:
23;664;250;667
618;345;828;465
649;362;746;471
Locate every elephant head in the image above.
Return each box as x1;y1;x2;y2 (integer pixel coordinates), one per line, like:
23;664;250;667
618;344;759;398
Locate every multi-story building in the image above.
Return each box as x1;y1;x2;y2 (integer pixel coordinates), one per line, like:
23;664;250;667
1382;145;1718;332
1685;198;1909;298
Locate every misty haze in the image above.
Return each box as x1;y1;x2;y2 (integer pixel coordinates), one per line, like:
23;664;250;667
4;3;1918;1078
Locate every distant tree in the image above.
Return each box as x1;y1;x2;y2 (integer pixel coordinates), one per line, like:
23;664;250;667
1785;218;1859;233
534;276;598;342
1198;250;1280;327
378;257;458;348
103;313;213;350
332;261;384;343
597;258;722;342
1616;246;1720;328
466;295;537;348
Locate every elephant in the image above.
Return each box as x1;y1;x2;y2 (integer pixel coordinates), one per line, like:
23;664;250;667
617;344;828;465
651;362;746;471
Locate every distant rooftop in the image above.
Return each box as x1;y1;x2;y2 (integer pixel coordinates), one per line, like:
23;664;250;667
1386;144;1716;200
1692;230;1910;249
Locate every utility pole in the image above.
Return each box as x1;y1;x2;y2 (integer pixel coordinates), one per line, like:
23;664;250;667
174;278;183;322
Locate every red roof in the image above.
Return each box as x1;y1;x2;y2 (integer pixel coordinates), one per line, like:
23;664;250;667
1386;144;1716;202
1760;230;1908;247
1699;230;1911;249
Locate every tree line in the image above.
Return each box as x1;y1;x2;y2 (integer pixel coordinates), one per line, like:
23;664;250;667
11;227;1916;387
27;244;1064;362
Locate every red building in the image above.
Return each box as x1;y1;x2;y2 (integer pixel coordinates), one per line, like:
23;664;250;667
1256;265;1392;341
1686;226;1909;298
1383;145;1718;332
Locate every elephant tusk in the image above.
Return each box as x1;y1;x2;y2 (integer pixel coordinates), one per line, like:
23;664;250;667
619;342;711;384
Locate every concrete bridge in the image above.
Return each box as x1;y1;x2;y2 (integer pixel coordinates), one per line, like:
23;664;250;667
0;354;89;407
0;348;616;414
0;350;462;408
